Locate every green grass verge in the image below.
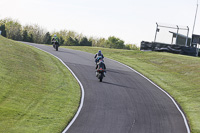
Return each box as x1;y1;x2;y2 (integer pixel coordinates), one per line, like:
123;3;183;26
63;46;200;133
0;36;80;133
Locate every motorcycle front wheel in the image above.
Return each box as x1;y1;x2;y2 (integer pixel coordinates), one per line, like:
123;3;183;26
56;45;58;51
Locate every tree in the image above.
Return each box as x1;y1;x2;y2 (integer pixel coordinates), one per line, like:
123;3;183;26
65;36;79;46
106;36;125;49
29;34;33;42
23;24;45;43
4;19;22;40
22;30;29;42
0;24;6;37
43;32;51;44
124;44;139;50
74;38;79;46
59;36;64;45
97;38;106;47
80;37;92;46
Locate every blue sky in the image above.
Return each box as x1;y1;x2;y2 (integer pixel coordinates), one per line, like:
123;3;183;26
0;0;199;45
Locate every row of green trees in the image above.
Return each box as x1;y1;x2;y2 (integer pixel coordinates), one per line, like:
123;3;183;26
52;30;138;50
0;18;138;50
0;18;54;44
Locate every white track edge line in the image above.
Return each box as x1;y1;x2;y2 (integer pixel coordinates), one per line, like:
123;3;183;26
28;45;84;133
109;58;190;133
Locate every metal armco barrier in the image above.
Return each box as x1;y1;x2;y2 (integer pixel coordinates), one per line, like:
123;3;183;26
140;41;198;57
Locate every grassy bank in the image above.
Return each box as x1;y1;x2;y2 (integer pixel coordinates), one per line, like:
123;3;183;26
63;46;200;133
0;36;80;133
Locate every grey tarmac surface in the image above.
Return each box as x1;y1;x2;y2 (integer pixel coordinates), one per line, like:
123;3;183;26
23;42;188;133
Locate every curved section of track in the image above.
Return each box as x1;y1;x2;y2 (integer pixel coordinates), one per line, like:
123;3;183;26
23;42;189;133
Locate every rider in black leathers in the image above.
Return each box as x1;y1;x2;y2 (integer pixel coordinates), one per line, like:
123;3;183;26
96;60;106;70
96;59;106;77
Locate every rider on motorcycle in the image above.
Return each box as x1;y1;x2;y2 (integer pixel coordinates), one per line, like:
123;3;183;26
96;59;106;77
94;50;104;64
52;34;59;48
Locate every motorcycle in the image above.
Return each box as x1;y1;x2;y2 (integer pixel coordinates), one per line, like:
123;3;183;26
52;40;59;51
96;67;105;82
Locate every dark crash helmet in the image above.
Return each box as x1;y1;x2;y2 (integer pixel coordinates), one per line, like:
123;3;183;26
98;50;102;56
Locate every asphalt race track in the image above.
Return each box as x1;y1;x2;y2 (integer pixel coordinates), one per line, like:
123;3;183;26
23;42;189;133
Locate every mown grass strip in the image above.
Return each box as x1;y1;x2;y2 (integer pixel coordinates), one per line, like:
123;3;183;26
63;46;200;133
0;36;80;133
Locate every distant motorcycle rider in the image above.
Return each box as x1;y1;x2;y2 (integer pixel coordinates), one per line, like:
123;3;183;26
52;34;59;48
94;50;104;64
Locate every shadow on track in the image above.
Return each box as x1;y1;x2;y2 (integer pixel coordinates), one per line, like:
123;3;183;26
102;81;134;89
106;69;130;75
